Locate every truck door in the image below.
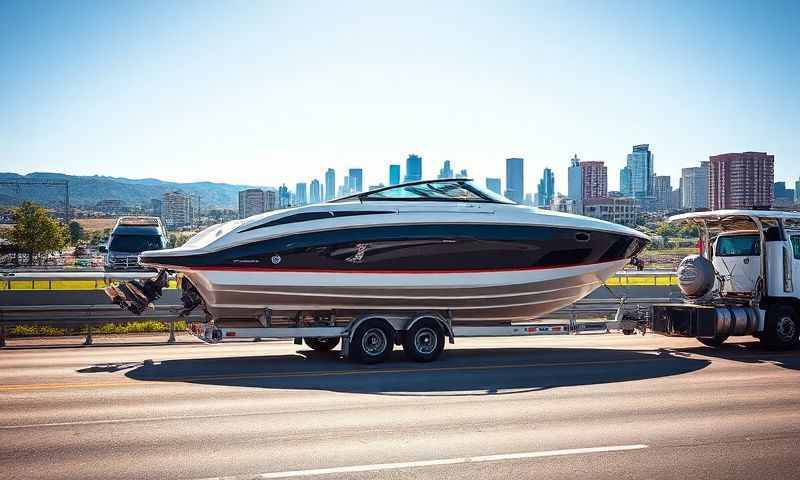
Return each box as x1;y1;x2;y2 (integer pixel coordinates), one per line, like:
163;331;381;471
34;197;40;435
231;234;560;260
791;234;800;296
712;234;761;295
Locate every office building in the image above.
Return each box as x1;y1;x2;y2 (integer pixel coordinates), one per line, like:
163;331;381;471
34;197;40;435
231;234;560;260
552;194;578;214
681;161;709;210
265;190;277;211
404;154;423;182
278;184;290;209
295;182;308;206
148;198;162;218
774;181;795;207
456;169;468;178
438;160;454;179
389;164;401;185
309;179;321;204
162;191;196;230
238;188;266;219
348;168;363;193
653;175;674;211
581;161;608;202
324;169;335;201
505;157;524;203
567;154;583;213
620;166;632;197
796;179;800;204
623;144;654;199
709;152;774;209
486;178;501;195
583;197;639;226
537;168;555;207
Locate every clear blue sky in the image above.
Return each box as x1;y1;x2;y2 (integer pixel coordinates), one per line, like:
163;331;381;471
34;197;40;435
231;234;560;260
1;0;798;194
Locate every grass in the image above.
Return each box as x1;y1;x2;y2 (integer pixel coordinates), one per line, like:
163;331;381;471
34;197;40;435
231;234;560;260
0;279;179;290
8;320;188;337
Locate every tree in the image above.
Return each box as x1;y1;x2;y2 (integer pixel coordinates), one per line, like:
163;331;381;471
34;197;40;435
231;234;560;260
8;202;67;264
67;221;85;245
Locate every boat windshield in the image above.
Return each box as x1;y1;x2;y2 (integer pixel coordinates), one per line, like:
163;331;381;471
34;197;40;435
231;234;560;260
333;180;515;204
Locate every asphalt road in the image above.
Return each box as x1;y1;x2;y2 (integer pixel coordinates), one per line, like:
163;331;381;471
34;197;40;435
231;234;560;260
1;334;798;480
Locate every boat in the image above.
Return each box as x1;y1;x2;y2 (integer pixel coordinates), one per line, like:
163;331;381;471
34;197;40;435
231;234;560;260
107;179;649;328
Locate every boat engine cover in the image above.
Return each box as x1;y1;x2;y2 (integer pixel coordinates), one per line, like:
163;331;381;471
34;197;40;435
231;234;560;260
677;254;715;298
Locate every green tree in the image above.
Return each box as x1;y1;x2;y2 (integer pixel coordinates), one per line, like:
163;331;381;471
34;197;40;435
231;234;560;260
8;202;67;264
67;221;85;245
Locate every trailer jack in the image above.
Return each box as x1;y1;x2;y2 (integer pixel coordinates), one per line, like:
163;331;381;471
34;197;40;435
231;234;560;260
105;270;169;315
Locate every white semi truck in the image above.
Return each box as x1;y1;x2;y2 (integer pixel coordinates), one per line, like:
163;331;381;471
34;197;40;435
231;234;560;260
650;210;800;350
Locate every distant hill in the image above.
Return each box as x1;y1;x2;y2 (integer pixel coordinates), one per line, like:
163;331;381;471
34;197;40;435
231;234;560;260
0;172;272;210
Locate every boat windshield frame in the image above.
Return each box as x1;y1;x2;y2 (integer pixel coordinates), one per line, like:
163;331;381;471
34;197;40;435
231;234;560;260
330;179;516;204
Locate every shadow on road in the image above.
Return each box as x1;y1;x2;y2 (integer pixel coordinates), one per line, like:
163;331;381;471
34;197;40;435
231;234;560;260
119;347;714;396
666;341;800;372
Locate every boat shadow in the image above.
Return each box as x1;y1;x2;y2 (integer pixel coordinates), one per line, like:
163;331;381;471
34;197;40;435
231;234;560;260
121;346;718;396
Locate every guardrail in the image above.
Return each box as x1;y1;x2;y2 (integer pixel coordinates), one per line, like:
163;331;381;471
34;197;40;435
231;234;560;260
0;270;679;290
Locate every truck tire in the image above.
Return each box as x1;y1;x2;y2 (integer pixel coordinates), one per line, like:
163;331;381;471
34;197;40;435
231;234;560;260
698;335;728;347
403;318;445;362
760;304;800;351
350;319;394;364
304;337;340;352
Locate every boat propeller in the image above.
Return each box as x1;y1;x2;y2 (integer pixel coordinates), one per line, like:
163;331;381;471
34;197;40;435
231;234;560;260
105;270;169;315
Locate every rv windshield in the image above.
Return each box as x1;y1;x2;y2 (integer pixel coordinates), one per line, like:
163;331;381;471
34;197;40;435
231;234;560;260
716;235;760;256
108;235;164;253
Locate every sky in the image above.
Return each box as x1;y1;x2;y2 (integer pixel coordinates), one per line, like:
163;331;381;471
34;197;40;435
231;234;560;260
1;0;798;195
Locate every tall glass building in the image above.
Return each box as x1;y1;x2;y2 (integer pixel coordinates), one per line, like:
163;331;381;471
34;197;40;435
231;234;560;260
295;182;307;206
623;144;654;199
438;160;453;179
486;177;501;195
324;168;335;201
309;179;321;204
537;167;555;207
504;157;524;203
389;164;401;185
404;154;422;182
567;154;583;213
348;168;363;193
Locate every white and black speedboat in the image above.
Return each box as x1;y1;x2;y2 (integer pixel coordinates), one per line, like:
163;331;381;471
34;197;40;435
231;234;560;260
108;179;649;328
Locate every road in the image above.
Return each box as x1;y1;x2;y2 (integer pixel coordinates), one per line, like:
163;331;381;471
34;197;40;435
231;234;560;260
1;334;798;479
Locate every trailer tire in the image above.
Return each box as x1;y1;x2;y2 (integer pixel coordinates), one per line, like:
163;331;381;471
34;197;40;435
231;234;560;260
403;318;445;362
760;304;800;351
698;335;728;347
350;319;394;364
304;337;340;352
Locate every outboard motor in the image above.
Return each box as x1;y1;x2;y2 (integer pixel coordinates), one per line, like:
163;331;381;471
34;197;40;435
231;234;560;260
105;269;169;315
677;254;716;298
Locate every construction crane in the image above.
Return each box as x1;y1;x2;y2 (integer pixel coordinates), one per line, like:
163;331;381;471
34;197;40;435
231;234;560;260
0;180;70;222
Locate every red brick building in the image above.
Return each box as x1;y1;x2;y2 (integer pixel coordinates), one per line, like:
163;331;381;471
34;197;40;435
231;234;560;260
709;152;774;209
580;161;608;201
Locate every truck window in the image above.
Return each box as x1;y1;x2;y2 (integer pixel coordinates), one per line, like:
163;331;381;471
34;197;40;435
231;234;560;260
716;235;760;257
108;235;164;253
792;235;800;260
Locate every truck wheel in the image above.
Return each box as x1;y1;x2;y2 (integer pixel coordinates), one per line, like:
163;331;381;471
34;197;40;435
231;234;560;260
304;337;340;352
698;335;728;347
760;304;800;351
403;318;445;362
351;319;394;364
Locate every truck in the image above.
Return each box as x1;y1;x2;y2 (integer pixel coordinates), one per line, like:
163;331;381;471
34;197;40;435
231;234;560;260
649;210;800;350
105;217;167;271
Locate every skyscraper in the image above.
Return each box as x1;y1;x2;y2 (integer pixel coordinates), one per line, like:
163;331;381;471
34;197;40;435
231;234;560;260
773;181;795;207
404;154;422;182
389;164;401;185
309;179;321;204
324;169;335;201
581;161;608;201
619;166;632;197
709;152;774;209
486;178;501;195
348;168;363;193
438;160;454;179
295;182;307;206
456;169;468;178
265;190;277;211
567;154;583;213
238;188;266;219
681;162;709;209
278;184;290;208
162;191;196;229
504;157;524;203
653;175;673;211
623;144;654;199
536;168;555;207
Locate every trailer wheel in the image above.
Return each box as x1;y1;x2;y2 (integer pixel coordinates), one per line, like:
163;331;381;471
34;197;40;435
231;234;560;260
304;337;340;352
403;318;445;362
351;319;394;364
760;304;800;351
698;335;728;347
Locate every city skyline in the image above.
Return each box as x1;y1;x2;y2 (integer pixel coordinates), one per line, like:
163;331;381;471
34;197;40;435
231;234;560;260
1;2;798;195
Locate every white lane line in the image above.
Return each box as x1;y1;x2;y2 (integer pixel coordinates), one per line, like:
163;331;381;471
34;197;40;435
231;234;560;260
201;444;648;479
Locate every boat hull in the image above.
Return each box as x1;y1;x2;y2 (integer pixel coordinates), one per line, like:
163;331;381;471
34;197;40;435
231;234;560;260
181;259;626;326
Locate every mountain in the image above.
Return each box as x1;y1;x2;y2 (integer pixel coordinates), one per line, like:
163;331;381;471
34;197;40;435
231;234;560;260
0;172;271;210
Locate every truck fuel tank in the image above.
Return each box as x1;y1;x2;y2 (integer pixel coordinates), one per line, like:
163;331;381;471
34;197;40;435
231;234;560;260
652;304;760;338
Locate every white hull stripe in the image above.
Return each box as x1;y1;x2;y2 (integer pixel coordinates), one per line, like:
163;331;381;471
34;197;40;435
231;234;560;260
197;444;648;479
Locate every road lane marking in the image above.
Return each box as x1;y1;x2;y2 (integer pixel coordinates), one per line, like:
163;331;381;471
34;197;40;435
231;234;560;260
0;357;665;393
198;444;649;479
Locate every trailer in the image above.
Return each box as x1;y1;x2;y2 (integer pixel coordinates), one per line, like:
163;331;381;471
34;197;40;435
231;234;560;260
648;210;800;350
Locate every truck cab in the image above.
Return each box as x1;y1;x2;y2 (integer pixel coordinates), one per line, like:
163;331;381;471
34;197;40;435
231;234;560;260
105;217;167;271
651;210;800;350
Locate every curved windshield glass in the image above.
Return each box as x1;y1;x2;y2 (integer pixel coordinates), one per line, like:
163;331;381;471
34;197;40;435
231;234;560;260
335;180;515;204
108;235;165;253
